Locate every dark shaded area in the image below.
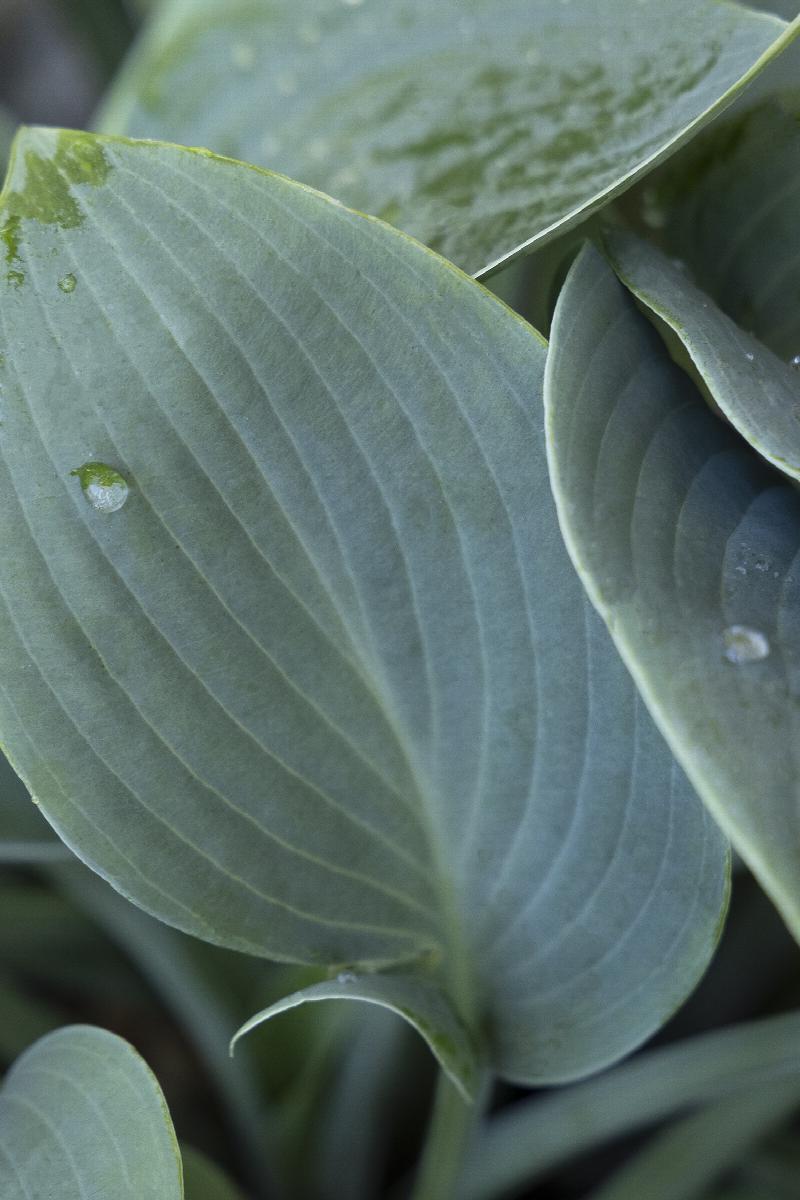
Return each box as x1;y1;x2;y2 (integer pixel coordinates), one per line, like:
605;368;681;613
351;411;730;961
0;0;128;133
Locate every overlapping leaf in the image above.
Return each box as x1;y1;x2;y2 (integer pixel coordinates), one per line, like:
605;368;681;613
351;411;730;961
654;100;800;362
605;229;800;481
0;1025;182;1199
0;128;727;1088
545;244;800;939
97;0;799;277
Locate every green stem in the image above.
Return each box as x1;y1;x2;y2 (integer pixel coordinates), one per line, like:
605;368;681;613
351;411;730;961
410;1071;484;1200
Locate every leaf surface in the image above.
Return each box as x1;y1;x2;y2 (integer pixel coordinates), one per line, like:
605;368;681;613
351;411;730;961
97;0;799;276
0;1025;182;1200
655;100;800;362
545;243;800;938
0;128;727;1086
233;972;477;1099
605;230;800;481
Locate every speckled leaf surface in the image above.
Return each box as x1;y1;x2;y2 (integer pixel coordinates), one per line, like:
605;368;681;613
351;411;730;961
545;244;800;940
0;1026;182;1200
0;128;726;1087
96;0;799;277
605;230;800;481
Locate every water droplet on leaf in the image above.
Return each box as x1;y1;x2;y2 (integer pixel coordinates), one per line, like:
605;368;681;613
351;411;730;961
71;462;129;513
744;351;754;362
58;273;77;293
722;624;770;664
336;972;357;984
790;354;800;370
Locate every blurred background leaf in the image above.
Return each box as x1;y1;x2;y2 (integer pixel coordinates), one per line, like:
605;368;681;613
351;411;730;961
97;0;798;276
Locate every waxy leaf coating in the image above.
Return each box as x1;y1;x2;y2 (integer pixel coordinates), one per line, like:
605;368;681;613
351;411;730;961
0;129;726;1087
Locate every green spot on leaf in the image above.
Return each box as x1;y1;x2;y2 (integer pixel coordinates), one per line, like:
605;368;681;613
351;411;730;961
70;462;130;513
1;214;20;265
0;132;112;275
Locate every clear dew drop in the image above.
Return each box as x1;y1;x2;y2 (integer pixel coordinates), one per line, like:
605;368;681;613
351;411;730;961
790;354;800;370
744;351;754;362
336;972;357;984
722;624;770;665
71;461;129;513
58;273;77;294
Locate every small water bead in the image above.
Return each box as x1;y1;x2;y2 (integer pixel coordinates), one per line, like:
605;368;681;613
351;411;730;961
336;972;357;984
58;273;77;294
722;624;770;665
790;354;800;370
744;351;754;362
71;461;129;513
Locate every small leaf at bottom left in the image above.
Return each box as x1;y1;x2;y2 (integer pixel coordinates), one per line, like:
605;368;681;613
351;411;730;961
0;1025;183;1200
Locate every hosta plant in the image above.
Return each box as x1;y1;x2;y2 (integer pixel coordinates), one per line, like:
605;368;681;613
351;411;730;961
2;1;800;1197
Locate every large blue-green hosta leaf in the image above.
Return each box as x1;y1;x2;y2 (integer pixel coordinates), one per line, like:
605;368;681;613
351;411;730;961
0;128;727;1089
545;244;800;939
97;0;800;277
0;1026;182;1199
